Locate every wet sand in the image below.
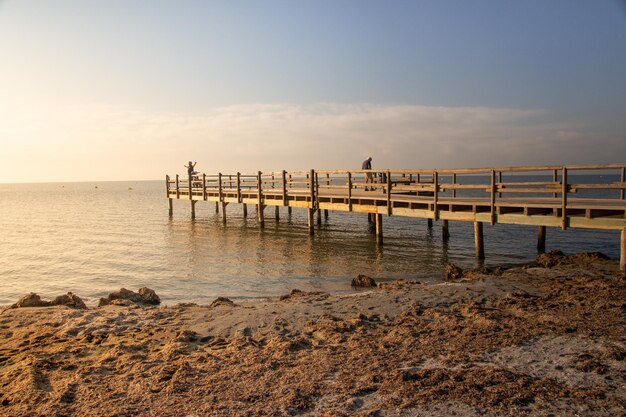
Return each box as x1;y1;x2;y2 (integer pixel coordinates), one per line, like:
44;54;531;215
0;254;624;416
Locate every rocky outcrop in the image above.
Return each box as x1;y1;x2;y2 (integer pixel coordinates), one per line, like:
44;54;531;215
443;263;464;281
351;274;377;288
210;297;236;307
11;293;51;308
11;292;87;309
98;287;161;307
51;292;87;309
537;250;610;268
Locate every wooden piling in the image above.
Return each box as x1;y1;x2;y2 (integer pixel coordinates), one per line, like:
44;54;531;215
308;169;315;235
215;202;219;213
317;208;321;225
190;200;196;220
257;171;264;228
537;226;546;253
619;229;626;271
288;207;292;215
324;209;329;219
166;175;173;216
275;206;279;220
243;204;247;218
474;221;484;259
442;220;450;240
427;218;433;229
375;213;383;244
221;202;227;222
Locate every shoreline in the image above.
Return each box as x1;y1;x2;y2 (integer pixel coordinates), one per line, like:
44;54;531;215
1;254;624;416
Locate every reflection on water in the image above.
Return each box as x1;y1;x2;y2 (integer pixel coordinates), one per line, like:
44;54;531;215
0;180;621;305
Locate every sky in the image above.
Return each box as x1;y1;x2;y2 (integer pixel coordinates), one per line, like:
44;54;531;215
0;0;625;183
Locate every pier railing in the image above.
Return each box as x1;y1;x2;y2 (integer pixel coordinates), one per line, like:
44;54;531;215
167;163;626;269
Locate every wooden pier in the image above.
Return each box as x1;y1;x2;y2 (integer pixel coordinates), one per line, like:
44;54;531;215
166;164;626;270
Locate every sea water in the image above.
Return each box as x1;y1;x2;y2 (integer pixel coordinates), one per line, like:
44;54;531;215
0;179;620;306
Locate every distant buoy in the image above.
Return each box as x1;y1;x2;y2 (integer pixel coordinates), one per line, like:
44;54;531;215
128;187;133;191
95;186;98;189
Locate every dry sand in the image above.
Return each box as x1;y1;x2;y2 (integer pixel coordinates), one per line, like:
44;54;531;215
0;253;624;416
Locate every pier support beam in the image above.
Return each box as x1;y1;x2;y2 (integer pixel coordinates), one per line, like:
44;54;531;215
190;200;196;220
215;202;219;213
317;208;322;225
367;214;373;224
307;209;315;235
474;221;485;260
427;218;433;229
288;207;292;215
275;206;280;220
537;226;546;253
243;204;247;218
442;220;450;240
168;199;173;217
619;229;626;271
221;202;227;222
257;205;265;227
375;214;383;244
324;209;329;219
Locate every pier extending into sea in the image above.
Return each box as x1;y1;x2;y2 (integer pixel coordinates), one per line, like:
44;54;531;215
166;163;626;270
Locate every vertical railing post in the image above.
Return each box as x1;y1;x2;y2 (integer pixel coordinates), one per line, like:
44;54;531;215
218;173;223;203
175;174;180;199
202;173;207;201
386;170;392;216
348;172;353;211
282;170;287;206
433;171;439;221
237;172;241;203
620;167;626;200
452;173;457;198
561;167;568;230
497;171;502;198
552;169;558;199
490;169;496;225
315;172;321;225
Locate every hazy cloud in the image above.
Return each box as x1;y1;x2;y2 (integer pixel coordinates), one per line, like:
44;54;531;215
0;103;622;182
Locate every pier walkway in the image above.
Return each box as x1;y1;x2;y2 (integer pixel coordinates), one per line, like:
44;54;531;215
166;164;626;270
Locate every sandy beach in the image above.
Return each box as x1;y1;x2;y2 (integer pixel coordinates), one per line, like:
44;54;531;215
1;252;624;416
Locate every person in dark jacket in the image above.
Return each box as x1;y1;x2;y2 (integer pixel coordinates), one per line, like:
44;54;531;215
362;157;373;190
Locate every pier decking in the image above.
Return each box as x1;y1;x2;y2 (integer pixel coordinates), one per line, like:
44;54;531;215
166;164;626;270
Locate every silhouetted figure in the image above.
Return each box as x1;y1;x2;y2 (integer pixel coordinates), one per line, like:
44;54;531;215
362;157;373;191
185;161;197;188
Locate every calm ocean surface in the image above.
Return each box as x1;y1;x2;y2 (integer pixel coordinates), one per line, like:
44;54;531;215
0;180;621;306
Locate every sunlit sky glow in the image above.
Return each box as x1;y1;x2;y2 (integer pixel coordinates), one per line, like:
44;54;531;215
1;0;625;183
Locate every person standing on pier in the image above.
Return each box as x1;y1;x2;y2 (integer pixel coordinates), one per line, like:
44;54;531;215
185;161;197;177
185;161;198;187
362;156;373;190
